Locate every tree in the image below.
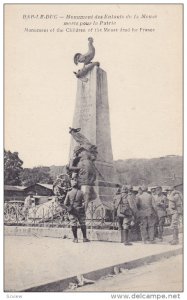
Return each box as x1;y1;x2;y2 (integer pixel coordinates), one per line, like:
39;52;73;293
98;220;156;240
20;166;53;186
50;165;66;180
4;150;23;185
114;156;182;186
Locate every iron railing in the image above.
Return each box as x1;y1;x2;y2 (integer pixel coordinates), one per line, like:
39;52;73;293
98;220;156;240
4;198;180;229
4;199;119;229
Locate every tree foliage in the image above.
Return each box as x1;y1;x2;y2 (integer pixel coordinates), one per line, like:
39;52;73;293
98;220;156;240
20;166;53;186
4;150;182;188
4;150;23;185
49;156;182;186
49;165;66;181
114;156;183;186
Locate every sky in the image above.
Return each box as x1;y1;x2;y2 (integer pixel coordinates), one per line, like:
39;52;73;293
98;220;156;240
4;4;183;168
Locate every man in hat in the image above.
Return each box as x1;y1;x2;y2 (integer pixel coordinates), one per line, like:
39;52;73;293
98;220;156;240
116;185;128;230
116;185;135;246
136;185;157;243
153;186;168;241
127;186;137;215
115;184;121;195
64;175;89;243
167;186;183;245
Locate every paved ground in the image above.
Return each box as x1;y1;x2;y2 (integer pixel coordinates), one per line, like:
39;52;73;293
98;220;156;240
4;234;182;292
74;254;183;292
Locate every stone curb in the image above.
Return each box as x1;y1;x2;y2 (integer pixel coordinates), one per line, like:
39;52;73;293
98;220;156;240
20;247;182;292
5;225;182;243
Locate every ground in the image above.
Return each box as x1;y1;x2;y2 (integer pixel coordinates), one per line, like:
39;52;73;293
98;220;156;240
4;234;182;292
74;255;183;292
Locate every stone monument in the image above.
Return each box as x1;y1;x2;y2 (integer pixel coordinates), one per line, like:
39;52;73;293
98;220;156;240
69;38;119;210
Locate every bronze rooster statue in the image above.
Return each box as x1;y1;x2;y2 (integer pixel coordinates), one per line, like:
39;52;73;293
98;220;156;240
74;37;95;67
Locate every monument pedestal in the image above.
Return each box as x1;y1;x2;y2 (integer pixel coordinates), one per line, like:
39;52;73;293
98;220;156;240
70;66;119;209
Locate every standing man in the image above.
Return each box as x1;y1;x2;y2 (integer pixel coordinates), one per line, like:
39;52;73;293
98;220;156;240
153;186;168;241
127;186;138;217
116;185;135;246
136;185;157;244
167;187;183;245
64;174;90;243
116;185;128;231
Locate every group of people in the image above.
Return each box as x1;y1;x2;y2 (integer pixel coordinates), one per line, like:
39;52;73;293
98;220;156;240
56;176;182;246
23;170;182;246
115;185;183;246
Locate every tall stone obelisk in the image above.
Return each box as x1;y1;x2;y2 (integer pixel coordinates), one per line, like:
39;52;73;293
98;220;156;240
69;65;118;206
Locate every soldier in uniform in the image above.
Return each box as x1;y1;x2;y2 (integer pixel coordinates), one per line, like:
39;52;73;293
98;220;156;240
136;185;157;243
115;184;121;195
116;185;135;246
64;174;89;243
127;186;137;216
153;186;168;241
167;187;183;245
116;185;128;231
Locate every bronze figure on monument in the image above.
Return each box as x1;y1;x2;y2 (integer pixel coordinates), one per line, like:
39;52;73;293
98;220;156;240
73;37;100;80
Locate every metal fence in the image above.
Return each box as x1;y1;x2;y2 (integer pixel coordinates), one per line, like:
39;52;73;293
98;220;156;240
4;198;178;230
4;199;119;229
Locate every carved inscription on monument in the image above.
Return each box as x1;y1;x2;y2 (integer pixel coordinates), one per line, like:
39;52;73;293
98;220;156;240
79;103;93;122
